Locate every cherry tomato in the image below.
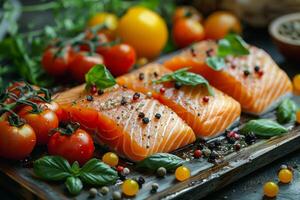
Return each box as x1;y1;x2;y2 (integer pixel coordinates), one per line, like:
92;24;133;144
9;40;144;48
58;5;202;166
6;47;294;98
173;6;202;23
0;121;36;160
103;44;136;76
118;6;168;58
80;31;112;56
19;106;59;145
41;101;64;121
88;12;118;38
204;11;242;40
173;18;205;48
48;128;94;165
69;52;103;82
42;46;72;76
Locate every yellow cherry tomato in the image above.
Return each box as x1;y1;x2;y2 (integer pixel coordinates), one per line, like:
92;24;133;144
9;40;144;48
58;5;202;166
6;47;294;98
278;169;293;183
204;11;242;40
102;152;119;167
296;110;300;124
88;12;118;36
293;74;300;92
263;182;279;198
122;179;139;196
117;6;168;59
175;166;191;181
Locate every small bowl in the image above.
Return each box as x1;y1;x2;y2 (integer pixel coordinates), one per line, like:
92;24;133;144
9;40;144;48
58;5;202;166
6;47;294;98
269;13;300;62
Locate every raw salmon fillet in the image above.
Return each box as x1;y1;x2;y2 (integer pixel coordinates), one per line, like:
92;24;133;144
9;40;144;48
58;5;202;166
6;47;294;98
117;64;241;138
163;41;293;115
55;85;196;161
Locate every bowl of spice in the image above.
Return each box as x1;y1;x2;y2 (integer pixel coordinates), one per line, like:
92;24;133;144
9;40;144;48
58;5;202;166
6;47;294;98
269;13;300;62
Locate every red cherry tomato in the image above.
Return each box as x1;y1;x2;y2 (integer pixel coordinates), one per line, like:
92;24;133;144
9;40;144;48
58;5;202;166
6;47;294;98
80;31;112;55
0;121;36;160
173;6;203;23
48;128;95;165
41;101;64;121
19;106;59;145
103;44;136;76
172;18;205;48
42;46;72;76
69;51;103;82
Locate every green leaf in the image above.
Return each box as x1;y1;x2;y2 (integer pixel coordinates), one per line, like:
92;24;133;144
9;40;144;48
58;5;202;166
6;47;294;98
79;159;118;186
65;176;83;195
33;156;72;181
85;64;116;90
277;99;297;124
71;161;81;175
217;33;250;57
205;56;226;71
136;153;185;171
153;68;214;96
240;119;288;138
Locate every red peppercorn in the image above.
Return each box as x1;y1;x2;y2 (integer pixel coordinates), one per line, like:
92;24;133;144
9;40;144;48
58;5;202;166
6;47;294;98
258;70;264;77
227;131;236;138
233;133;240;140
203;96;209;103
90;85;97;94
160;87;165;93
116;165;124;172
194;149;202;158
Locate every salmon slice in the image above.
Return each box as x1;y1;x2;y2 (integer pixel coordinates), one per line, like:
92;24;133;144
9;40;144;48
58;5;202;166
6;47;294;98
55;85;195;161
117;64;241;138
163;40;293;115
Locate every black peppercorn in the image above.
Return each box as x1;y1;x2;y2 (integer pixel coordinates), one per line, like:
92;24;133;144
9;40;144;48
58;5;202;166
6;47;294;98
244;70;250;76
133;92;140;100
136;176;145;188
86;95;93;101
121;97;127;105
153;72;159;78
155;113;161;119
174;82;182;89
139;73;144;80
142;117;150;124
138;112;145;118
254;66;260;72
98;89;104;95
245;132;256;145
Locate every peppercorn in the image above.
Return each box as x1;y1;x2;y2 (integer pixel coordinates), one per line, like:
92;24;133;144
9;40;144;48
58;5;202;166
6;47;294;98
138;112;145;118
174;82;182;89
133;92;140;100
142;117;150;124
98;89;104;95
157;167;167;177
214;140;222;147
258;70;264;77
227;131;236;138
202;96;209;103
245;132;256;145
139;73;144;80
151;183;159;193
207;142;216;150
243;70;250;76
233;133;240;140
153;72;159;77
254;66;260;72
160;87;166;93
90;85;97;94
155;113;161;119
86;95;93;101
120;97;127;105
136;176;145;188
112;191;122;200
116;165;124;173
100;186;109;195
208;150;218;162
234;143;241;151
122;167;130;176
197;143;204;150
194;149;202;158
89;188;98;197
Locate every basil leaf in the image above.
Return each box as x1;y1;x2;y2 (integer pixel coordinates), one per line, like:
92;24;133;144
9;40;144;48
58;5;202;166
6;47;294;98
136;153;185;171
33;156;72;181
240;119;288;138
276;99;297;124
85;64;116;90
65;176;83;196
79;158;118;186
205;56;226;71
217;33;250;57
71;161;81;175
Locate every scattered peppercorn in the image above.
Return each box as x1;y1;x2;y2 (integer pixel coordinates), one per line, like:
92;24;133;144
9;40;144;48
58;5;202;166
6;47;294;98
194;149;202;158
245;132;257;145
90;85;97;94
208;150;218;162
139;73;144;80
234;143;241;151
160;87;166;93
112;191;122;200
142;117;150;124
151;183;159;193
203;96;209;103
98;89;104;95
197;143;204;150
89;188;98;197
157;167;167;177
86;95;93;101
254;66;260;72
117;165;124;173
121;97;127;105
122;167;130;176
136;176;145;188
155;113;161;119
243;70;250;77
174;82;182;89
258;70;264;77
154;72;159;78
100;186;109;195
233;133;240;140
138;112;145;118
133;92;140;100
207;142;216;150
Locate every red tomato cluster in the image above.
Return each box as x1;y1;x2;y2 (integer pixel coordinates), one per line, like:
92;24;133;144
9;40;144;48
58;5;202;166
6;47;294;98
42;31;136;81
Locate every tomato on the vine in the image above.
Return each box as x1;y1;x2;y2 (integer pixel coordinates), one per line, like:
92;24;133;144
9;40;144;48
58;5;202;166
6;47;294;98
41;101;64;121
88;12;118;38
172;18;205;48
42;46;72;76
69;51;103;82
0;121;36;160
173;6;202;23
80;31;112;55
19;106;59;145
103;44;136;76
48;127;94;165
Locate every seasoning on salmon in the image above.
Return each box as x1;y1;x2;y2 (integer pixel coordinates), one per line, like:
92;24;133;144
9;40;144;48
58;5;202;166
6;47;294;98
54;85;196;161
163;40;293;115
117;64;241;138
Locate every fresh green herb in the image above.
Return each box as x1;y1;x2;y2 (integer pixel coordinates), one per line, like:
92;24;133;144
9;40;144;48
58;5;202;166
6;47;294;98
240;119;288;138
136;153;185;171
33;156;118;196
85;64;116;90
205;33;249;71
205;56;226;71
276;99;297;124
153;68;214;96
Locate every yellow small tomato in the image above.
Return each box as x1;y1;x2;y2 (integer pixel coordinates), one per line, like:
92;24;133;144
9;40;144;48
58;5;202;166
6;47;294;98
88;12;118;36
175;166;191;181
102;152;119;167
278;169;293;183
118;6;168;59
263;182;279;198
296;110;300;124
293;74;300;93
122;179;139;196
